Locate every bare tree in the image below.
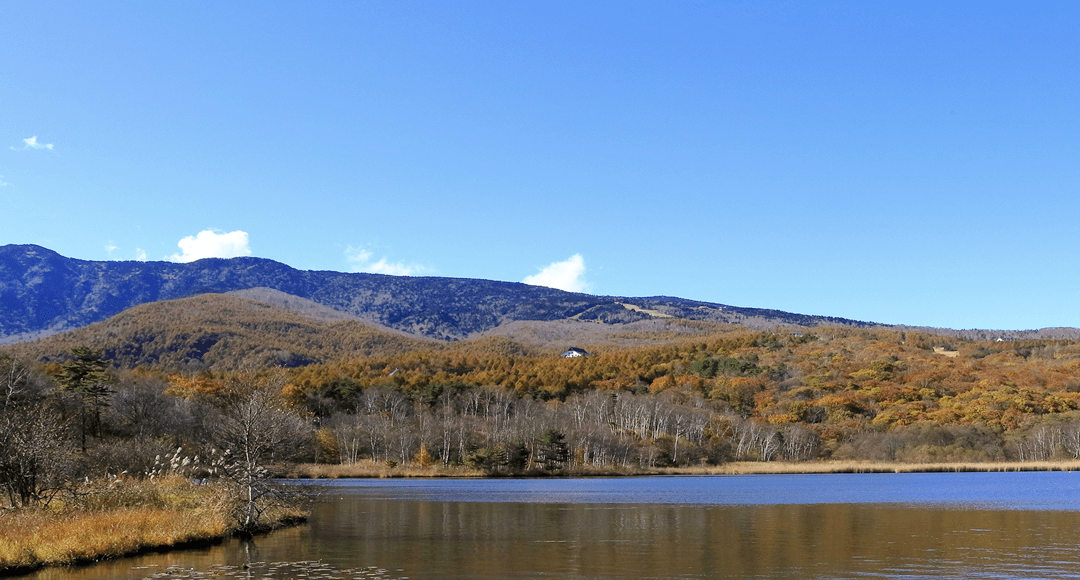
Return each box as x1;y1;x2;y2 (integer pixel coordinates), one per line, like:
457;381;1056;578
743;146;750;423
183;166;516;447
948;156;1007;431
213;373;308;533
110;377;182;439
0;355;72;507
1061;422;1080;459
328;412;365;464
1;354;31;414
389;419;418;465
781;424;821;461
1016;423;1063;462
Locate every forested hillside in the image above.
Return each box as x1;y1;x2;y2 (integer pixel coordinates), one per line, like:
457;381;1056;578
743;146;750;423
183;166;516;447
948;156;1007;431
3;293;724;371
3;294;438;371
279;327;1080;466
8;323;1080;485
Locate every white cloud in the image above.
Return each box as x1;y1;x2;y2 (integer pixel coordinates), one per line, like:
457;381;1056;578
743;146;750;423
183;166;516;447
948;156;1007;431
0;175;7;187
346;246;425;276
15;136;54;150
346;247;373;265
169;230;251;262
523;254;589;293
105;243;148;262
366;258;417;276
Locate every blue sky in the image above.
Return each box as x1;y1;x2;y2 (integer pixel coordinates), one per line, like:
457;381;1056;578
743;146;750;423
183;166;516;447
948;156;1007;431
3;2;1079;331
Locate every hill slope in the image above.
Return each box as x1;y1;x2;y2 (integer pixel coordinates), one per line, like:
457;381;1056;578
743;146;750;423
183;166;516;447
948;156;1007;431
3;293;436;371
0;244;877;344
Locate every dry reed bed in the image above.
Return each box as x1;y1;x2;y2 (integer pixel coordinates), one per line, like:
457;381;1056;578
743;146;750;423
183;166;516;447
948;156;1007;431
662;460;1080;475
0;476;305;576
286;460;655;478
285;461;486;479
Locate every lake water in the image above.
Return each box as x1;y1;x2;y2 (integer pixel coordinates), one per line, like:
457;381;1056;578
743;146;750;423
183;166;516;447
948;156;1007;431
23;472;1080;579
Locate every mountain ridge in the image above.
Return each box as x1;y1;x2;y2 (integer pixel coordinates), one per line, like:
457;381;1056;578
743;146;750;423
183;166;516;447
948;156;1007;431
2;243;1052;345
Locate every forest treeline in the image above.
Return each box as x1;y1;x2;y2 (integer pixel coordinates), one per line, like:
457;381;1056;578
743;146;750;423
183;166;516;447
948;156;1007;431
8;324;1080;499
281;327;1080;467
0;349;307;532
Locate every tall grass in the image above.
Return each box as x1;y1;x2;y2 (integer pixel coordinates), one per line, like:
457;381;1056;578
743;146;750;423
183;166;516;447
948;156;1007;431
0;475;305;575
664;460;1080;475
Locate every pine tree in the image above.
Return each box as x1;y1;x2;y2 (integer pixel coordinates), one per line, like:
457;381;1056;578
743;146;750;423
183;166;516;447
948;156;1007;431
506;441;529;473
57;346;112;453
537;429;569;471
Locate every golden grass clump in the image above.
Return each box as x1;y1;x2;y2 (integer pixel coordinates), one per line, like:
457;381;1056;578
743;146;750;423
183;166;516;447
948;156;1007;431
0;475;248;574
0;506;225;568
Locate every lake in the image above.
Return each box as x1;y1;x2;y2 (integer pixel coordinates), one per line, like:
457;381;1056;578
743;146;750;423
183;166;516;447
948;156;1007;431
23;471;1080;579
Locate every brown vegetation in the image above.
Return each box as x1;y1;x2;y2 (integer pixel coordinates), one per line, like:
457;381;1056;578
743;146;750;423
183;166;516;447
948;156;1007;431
9;320;1080;489
279;327;1080;470
0;475;305;575
285;459;485;479
0;354;310;575
692;460;1080;474
4;294;435;372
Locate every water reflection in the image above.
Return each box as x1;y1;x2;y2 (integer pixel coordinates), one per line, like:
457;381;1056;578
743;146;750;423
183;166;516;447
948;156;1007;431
309;499;1080;579
21;474;1080;579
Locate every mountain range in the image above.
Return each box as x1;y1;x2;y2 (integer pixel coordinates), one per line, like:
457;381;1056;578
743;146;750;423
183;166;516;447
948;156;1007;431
1;244;880;347
5;244;1080;358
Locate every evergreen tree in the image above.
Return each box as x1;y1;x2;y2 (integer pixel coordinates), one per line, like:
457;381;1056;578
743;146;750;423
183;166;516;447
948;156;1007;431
56;346;112;452
506;441;529;473
537;428;569;471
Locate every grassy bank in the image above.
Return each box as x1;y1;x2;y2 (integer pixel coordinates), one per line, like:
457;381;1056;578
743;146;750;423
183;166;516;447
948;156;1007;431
284;459;1080;479
0;476;307;576
283;460;486;479
704;460;1080;474
283;460;672;478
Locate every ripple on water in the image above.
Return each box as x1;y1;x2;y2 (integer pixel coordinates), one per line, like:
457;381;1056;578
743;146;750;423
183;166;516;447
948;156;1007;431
133;560;407;580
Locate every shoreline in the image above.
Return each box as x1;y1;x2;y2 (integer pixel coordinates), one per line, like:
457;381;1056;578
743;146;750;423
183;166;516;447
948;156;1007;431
0;514;307;579
9;460;1079;576
0;477;308;578
282;459;1080;479
0;534;228;579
